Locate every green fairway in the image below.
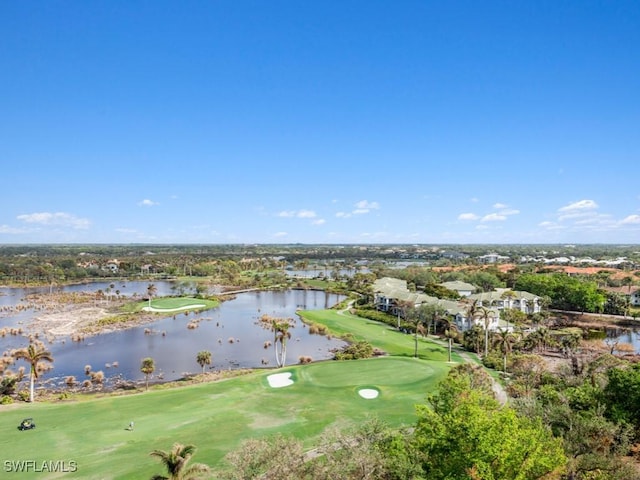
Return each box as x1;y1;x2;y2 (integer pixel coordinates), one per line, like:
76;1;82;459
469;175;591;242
0;357;448;479
299;308;465;363
0;306;464;478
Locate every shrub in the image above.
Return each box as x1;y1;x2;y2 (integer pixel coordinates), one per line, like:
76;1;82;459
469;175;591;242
333;341;374;360
0;395;13;405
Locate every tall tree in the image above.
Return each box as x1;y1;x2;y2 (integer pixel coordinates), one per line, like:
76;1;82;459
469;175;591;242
196;351;212;374
442;318;459;363
149;443;210;480
414;370;565;480
140;357;155;390
147;283;157;308
259;315;294;367
492;328;517;372
13;341;53;403
477;306;495;357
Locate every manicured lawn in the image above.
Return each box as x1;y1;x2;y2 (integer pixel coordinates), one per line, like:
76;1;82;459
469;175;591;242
299;309;464;363
0;307;462;478
0;357;448;479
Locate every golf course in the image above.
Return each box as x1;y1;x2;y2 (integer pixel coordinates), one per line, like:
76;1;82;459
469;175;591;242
0;304;464;479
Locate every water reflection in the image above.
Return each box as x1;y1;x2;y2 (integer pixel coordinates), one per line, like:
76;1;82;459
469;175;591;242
0;283;346;387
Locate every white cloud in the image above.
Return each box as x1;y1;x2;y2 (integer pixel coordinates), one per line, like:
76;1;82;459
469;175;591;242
355;200;380;210
17;212;90;229
0;225;27;234
297;210;317;218
138;199;159;207
481;213;507;222
620;215;640;225
273;232;288;237
493;202;507;209
500;209;520;216
115;228;138;234
458;213;479;221
558;199;598;213
352;200;380;215
336;212;351;218
278;209;317;218
312;219;326;225
470;197;479;203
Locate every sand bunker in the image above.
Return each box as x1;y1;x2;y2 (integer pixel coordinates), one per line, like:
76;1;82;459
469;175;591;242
358;388;379;399
267;372;294;388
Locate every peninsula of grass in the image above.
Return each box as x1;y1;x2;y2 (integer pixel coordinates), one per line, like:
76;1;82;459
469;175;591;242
1;307;459;478
132;296;219;313
298;308;464;363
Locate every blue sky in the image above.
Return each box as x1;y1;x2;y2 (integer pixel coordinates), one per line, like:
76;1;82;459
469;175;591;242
1;1;639;244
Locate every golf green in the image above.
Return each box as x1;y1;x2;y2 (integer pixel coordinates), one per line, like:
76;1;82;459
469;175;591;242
0;357;448;479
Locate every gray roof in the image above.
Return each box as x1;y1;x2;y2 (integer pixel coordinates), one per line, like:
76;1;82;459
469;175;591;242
439;281;477;292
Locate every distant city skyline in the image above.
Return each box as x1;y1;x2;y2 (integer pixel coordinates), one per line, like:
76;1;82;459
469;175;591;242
2;2;639;244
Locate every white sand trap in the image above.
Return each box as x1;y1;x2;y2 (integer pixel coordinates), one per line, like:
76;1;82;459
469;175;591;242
267;372;294;388
358;388;379;399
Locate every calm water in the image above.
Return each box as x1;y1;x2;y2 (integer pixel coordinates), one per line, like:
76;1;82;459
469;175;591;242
0;282;346;388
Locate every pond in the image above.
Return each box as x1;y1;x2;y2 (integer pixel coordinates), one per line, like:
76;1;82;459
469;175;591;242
0;282;347;388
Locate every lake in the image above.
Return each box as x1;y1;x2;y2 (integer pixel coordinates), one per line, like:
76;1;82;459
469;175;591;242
0;282;347;388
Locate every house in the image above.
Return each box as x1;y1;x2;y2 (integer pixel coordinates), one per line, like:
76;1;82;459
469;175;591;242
374;277;506;332
467;288;541;314
478;253;510;264
438;281;477;297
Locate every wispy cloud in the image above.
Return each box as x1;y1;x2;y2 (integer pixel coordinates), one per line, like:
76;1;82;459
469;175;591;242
620;214;640;225
459;203;519;223
278;209;317;218
17;212;90;229
312;219;326;225
0;225;28;234
337;200;380;218
353;200;380;215
273;231;288;237
138;199;159;207
559;199;598;213
557;199;598;220
481;213;507;222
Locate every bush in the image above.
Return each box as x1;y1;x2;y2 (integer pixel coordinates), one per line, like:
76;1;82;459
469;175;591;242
353;308;398;328
0;395;13;405
333;341;374;360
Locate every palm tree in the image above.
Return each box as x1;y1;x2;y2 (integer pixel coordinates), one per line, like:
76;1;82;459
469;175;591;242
272;319;292;367
478;306;495;358
464;299;481;331
258;315;294;368
13;341;54;402
492;328;517;372
410;309;427;358
443;318;459;363
147;283;157;308
196;351;212;374
140;357;155;390
149;443;210;480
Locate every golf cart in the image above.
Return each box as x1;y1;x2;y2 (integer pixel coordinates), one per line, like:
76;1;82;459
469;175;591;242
18;418;35;431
